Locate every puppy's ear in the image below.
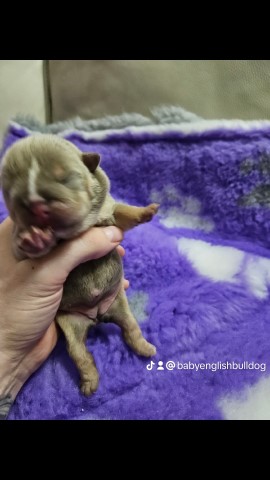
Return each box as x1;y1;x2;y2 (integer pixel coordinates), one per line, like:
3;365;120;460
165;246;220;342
81;153;100;173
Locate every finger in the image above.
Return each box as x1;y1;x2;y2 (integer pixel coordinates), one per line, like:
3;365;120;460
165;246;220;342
39;226;123;282
0;217;19;271
116;245;125;257
123;278;130;290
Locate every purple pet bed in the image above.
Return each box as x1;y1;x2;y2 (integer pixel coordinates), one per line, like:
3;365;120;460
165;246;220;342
1;117;270;420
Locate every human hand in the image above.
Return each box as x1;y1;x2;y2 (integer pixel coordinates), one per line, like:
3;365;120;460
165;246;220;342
0;217;125;413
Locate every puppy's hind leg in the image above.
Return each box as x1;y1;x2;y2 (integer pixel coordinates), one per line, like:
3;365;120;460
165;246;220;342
113;203;159;231
103;288;156;357
56;313;99;396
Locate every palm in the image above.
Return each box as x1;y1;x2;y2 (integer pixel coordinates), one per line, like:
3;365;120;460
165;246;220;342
0;217;124;400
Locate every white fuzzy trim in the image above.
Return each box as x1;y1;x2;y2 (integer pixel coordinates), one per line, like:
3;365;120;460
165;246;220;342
8;119;270;142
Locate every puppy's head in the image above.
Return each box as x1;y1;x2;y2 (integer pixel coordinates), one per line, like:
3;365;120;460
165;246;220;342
1;134;108;237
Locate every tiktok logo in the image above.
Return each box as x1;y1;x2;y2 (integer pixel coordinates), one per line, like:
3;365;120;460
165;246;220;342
146;361;155;370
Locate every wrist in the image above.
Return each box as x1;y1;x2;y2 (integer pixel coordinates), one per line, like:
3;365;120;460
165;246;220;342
0;351;17;419
0;395;13;420
0;350;26;410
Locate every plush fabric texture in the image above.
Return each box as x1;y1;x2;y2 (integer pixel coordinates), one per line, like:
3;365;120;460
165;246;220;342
1;118;270;420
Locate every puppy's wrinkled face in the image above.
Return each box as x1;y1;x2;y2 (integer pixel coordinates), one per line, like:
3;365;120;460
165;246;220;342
1;134;102;236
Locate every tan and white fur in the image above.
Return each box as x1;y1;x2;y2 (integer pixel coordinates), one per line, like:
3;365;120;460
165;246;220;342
1;134;158;395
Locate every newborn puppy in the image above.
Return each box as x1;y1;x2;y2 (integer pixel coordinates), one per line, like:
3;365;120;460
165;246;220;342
1;134;158;395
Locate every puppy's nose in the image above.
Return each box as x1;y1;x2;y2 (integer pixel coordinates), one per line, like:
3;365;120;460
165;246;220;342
29;201;50;219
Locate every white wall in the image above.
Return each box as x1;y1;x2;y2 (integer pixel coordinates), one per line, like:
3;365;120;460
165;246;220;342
0;60;46;142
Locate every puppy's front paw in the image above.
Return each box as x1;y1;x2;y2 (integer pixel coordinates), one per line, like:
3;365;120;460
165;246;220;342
80;370;99;396
17;226;56;258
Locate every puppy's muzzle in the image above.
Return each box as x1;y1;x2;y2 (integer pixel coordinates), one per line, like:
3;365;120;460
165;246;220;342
29;201;51;225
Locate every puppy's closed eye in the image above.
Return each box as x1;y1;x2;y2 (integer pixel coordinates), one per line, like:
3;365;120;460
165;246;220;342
57;171;83;188
56;172;82;187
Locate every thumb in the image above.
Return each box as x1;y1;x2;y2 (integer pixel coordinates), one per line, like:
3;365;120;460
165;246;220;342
40;226;123;281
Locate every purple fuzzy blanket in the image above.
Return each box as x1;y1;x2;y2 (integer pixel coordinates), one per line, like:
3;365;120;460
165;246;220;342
2;118;270;420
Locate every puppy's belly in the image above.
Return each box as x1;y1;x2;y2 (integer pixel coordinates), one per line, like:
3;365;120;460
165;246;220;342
59;249;123;320
61;280;121;320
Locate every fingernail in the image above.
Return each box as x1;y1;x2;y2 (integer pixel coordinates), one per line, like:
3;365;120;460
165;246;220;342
103;226;123;242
